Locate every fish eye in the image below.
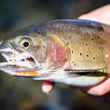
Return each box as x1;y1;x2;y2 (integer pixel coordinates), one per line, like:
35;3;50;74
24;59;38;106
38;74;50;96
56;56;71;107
23;41;29;47
20;38;32;49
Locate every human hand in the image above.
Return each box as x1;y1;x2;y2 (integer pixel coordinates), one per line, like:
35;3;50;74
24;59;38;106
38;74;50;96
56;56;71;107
41;5;110;96
79;4;110;25
79;4;110;96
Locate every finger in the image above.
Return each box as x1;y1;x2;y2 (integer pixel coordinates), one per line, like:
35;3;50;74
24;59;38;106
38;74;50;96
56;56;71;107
87;77;110;96
41;80;55;94
79;5;110;25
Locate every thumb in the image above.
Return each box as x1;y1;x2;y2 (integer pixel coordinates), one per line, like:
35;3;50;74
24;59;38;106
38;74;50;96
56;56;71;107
79;4;110;25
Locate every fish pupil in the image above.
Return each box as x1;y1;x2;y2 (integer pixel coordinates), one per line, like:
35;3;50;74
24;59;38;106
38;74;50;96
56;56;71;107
23;41;29;47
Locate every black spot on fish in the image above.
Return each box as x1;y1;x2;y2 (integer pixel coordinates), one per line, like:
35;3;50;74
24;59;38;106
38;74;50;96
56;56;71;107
85;43;88;46
86;54;89;57
66;42;69;46
93;57;96;60
80;53;82;56
91;38;94;41
96;36;100;39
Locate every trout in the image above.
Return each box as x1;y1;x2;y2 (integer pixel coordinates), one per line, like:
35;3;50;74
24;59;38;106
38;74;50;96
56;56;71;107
0;19;110;95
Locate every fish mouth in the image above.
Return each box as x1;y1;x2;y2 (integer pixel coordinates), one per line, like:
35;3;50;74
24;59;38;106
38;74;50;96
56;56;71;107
0;42;41;77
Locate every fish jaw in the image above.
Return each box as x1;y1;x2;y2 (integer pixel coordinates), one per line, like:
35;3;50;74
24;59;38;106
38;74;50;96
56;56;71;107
0;63;40;77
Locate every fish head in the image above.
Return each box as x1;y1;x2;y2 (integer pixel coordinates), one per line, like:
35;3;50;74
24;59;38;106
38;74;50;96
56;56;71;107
0;34;49;78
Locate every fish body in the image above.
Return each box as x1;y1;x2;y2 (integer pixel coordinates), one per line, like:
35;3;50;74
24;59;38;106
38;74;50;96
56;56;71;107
0;19;110;87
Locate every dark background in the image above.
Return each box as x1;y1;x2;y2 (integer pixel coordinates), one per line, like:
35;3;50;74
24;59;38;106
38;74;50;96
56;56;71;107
0;0;110;110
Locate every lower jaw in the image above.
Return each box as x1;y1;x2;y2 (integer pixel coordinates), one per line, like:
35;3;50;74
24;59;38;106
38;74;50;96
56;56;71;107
0;63;40;77
15;70;40;78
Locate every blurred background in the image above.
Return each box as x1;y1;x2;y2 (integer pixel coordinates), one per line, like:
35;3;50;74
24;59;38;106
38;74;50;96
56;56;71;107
0;0;110;110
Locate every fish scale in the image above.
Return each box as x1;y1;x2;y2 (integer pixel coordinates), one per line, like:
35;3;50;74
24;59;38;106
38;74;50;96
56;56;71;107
44;21;106;72
69;37;105;70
